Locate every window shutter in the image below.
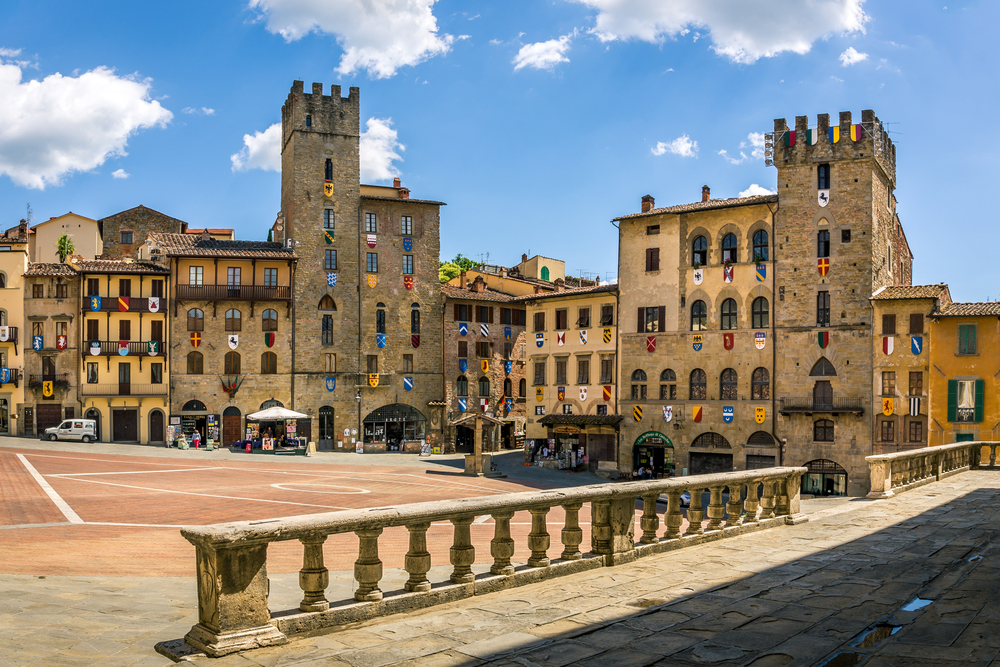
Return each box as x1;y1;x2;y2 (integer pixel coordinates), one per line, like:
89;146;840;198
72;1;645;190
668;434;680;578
947;380;957;422
638;308;644;334
489;307;494;323
971;326;978;354
454;303;460;320
645;248;652;272
652;248;659;271
658;307;666;333
975;379;985;423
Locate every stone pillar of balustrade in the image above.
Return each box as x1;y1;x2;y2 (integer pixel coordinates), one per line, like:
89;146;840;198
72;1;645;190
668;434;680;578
866;459;894;499
354;528;384;601
591;496;636;563
298;535;330;612
450;517;476;583
527;508;551;567
725;484;743;528
664;491;683;539
490;511;516;575
404;523;432;592
640;494;660;544
685;488;705;536
560;503;584;560
706;486;725;531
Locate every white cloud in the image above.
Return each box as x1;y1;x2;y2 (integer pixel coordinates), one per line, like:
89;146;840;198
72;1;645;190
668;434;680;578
248;0;456;78
718;132;766;165
111;169;129;179
0;61;171;189
739;183;776;197
230;117;404;181
574;0;868;64
651;135;698;158
182;106;215;115
230;123;281;172
839;46;868;66
360;117;404;182
513;34;574;71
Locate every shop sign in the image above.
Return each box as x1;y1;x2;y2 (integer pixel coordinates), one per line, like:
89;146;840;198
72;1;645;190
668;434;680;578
633;430;674;448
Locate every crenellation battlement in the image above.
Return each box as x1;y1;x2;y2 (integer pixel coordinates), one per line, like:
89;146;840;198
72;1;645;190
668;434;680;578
281;81;360;143
771;109;895;184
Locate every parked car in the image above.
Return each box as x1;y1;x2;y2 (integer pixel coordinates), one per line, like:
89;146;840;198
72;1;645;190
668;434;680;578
44;419;97;442
680;491;691;507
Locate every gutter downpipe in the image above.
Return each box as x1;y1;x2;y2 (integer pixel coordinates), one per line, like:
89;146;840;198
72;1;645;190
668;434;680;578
358;199;364;450
611;219;621;473
765;198;781;467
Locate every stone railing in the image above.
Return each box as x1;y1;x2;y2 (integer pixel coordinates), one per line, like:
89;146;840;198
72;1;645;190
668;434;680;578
160;467;806;659
866;441;999;499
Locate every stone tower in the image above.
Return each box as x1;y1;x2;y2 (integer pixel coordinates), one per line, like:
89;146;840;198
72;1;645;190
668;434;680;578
771;110;907;496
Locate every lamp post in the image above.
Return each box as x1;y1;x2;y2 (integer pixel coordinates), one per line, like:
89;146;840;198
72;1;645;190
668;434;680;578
355;389;362;454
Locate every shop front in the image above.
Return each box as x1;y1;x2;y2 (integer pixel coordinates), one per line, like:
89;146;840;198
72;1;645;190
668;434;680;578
632;430;675;478
535;414;623;471
170;399;218;447
802;459;848;497
362;403;427;453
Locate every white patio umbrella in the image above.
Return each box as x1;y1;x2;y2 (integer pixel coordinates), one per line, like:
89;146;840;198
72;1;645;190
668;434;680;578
246;406;308;421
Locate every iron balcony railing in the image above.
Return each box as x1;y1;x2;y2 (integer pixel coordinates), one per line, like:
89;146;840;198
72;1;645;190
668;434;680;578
175;284;292;301
777;396;865;415
81;341;166;357
28;373;70;389
80;383;168;397
83;297;163;313
0;326;19;344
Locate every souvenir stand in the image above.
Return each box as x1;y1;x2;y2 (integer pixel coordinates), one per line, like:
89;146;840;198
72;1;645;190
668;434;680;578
241;406;308;455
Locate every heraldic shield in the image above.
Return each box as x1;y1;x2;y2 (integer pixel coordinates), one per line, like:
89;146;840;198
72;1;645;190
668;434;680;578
326;377;336;392
663;405;672;422
368;373;379;388
755;406;766;424
324;181;334;198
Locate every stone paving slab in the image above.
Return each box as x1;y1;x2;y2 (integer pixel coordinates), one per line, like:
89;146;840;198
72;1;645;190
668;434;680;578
1;472;998;666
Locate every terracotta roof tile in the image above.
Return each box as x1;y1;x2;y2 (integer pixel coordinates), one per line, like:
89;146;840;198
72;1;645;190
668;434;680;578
871;285;949;300
361;195;446;206
25;263;77;276
512;284;618;302
614;194;778;221
440;285;515;302
75;259;170;275
148;233;297;259
936;302;1000;317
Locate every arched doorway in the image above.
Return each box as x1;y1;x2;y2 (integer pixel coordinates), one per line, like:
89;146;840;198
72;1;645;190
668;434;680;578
85;408;101;442
745;431;777;469
179;399;210;444
222;406;241;448
149;410;165;444
689;432;733;475
260;399;284;410
318;406;335;451
632;431;674;478
363;404;427;452
802;459;847;497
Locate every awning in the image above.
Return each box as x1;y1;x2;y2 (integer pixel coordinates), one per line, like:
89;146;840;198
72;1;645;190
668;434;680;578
247;406;308;421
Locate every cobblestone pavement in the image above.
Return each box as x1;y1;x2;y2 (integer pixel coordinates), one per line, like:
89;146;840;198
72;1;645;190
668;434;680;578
2;471;997;666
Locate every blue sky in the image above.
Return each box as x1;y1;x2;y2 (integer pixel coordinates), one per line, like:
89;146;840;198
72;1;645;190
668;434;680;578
0;1;995;299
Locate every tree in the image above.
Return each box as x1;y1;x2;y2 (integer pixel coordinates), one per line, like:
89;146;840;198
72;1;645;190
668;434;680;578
451;254;476;271
439;262;461;284
267;228;273;242
56;234;75;263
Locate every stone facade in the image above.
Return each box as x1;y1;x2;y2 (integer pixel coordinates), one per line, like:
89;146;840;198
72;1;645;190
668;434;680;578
441;277;527;453
98;206;187;259
0;223;29;435
279;82;445;453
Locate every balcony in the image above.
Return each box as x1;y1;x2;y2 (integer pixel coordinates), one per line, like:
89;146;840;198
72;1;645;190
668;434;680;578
83;297;161;313
82;341;166;358
0;326;19;344
175;284;292;301
80;383;168;397
778;396;865;415
28;373;70;389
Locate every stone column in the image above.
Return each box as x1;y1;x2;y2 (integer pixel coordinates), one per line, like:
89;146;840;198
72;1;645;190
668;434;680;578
183;540;287;658
760;481;776;520
404;523;432;592
706;486;725;532
664;491;683;539
725;484;744;528
527;508;551;567
354;528;384;601
490;511;515;575
450;516;476;584
560;502;584;560
685;488;704;536
298;535;330;611
640;494;660;544
744;481;761;524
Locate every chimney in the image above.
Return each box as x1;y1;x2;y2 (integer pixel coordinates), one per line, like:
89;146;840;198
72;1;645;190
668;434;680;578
554;278;565;291
473;275;486;293
521;253;528;263
641;194;655;213
534;285;544;294
702;185;710;202
399;188;410;200
393;177;401;188
459;270;467;288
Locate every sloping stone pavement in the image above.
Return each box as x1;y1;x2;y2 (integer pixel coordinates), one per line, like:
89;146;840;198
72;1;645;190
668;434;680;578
3;472;1000;666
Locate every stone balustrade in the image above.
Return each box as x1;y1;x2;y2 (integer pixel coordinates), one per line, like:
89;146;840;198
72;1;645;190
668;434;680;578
866;441;999;499
168;467;806;658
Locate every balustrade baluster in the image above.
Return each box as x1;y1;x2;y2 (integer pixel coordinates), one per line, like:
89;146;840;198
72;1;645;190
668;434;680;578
706;486;724;532
744;481;761;523
664;491;683;539
560;502;584;560
991;444;997;468
527;508;551;567
490;511;516;575
640;494;660;544
725;484;744;527
685;487;705;536
298;535;330;612
450;516;476;584
404;522;432;592
353;528;383;602
775;478;791;517
760;481;776;519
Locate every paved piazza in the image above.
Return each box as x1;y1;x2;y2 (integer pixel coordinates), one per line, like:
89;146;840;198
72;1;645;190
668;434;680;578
2;438;999;666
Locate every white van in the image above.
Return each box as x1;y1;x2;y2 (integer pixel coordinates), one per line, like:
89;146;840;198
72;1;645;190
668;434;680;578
44;419;98;443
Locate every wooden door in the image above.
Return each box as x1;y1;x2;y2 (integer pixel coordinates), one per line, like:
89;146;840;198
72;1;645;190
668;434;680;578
150;411;164;443
223;416;241;447
119;362;131;396
150;320;163;343
113;409;137;441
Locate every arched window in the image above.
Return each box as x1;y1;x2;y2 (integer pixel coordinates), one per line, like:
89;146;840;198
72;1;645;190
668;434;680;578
631;369;647;400
503;378;512;397
813;381;833;408
262;309;278;332
318;295;336;311
376;303;386;334
261;351;277;374
721;233;737;263
690;369;707;399
456;376;468;397
814;419;834;442
519;378;526;397
692;432;731;449
720;368;738;400
810;357;837;376
818;230;830;258
324;158;333;181
187;308;203;332
187;351;203;375
182;399;206;411
753;230;769;262
478;377;490;396
752;367;769;400
411;304;420;334
748;431;775;446
540;266;550;281
660;368;676;400
752;297;769;329
224;352;241;375
225;308;241;332
691;300;707;331
692;236;707;266
660;369;676;382
720;299;737;330
322;315;333;346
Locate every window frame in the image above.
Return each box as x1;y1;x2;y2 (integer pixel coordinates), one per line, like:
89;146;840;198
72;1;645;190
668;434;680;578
816;291;831;327
751;367;770;400
720;298;737;330
814;419;834;442
262;309;278;332
689;368;707;400
365;212;377;233
720;368;738;400
752;230;769;261
365;252;378;273
692;235;707;266
187;308;204;332
401;216;413;235
325;250;338;271
721;233;738;263
690;300;707;331
817;230;831;258
225;308;242;332
752;297;769;329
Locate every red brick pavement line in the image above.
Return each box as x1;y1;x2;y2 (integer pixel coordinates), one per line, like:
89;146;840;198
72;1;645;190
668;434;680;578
0;452;65;526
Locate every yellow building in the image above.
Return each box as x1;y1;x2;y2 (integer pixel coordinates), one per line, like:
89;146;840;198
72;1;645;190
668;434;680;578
77;258;170;443
928;302;1000;445
0;221;28;434
519;284;620;471
30;212;102;263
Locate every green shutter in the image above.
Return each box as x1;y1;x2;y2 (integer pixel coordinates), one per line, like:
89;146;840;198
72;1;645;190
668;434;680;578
975;379;985;423
970;326;978;354
958;325;966;354
947;380;957;422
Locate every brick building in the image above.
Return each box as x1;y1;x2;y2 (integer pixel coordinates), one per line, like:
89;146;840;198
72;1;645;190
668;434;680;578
98;205;187;259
